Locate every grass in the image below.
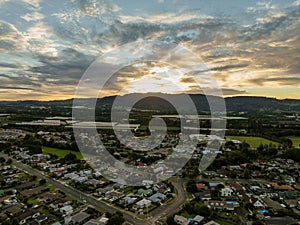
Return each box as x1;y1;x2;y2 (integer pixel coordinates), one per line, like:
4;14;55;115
120;186;136;195
66;195;77;201
180;211;195;218
286;136;300;147
42;147;83;159
27;198;39;206
226;136;278;148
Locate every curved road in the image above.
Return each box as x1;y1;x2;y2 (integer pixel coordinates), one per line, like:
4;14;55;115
148;179;187;223
1;153;187;225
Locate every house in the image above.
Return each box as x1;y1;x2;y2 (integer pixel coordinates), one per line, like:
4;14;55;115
70;211;91;225
205;200;238;211
136;199;151;208
74;176;88;183
229;183;244;192
221;187;233;197
148;193;166;203
270;182;294;191
35;214;56;224
265;216;298;225
60;205;73;216
15;181;36;191
84;179;101;188
193;215;204;224
98;217;109;225
83;219;101;225
0;196;12;204
20;186;46;197
209;182;219;189
136;189;153;197
253;200;264;209
196;183;208;190
17;209;40;225
64;172;79;180
263;198;284;212
195;190;211;200
4;203;24;216
122;194;137;205
105;191;124;202
284;197;300;208
52;222;62;225
174;215;189;225
37;192;62;203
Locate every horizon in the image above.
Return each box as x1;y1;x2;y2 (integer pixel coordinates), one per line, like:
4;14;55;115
1;92;300;102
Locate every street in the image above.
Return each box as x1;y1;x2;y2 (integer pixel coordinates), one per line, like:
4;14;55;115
1;153;187;225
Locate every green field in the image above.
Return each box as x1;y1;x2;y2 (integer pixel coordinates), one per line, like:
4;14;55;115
287;136;300;147
226;136;278;148
42;147;83;159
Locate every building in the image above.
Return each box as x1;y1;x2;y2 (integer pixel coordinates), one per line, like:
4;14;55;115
148;193;166;203
70;211;91;225
221;187;234;197
136;199;151;208
174;215;189;225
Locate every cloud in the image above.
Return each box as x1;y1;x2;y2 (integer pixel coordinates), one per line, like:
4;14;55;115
248;76;300;86
0;0;299;100
0;20;28;52
0;86;34;90
22;0;41;8
21;12;44;21
184;85;247;96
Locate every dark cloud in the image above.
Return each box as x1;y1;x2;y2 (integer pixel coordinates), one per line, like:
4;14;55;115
0;86;34;90
186;85;247;96
248;76;300;86
0;0;299;99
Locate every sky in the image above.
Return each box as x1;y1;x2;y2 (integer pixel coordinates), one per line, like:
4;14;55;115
0;0;299;100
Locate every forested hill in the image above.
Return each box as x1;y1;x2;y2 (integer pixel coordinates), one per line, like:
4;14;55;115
1;94;300;113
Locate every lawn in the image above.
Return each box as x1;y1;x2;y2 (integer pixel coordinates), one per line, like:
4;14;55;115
286;136;300;147
42;147;83;159
226;136;278;148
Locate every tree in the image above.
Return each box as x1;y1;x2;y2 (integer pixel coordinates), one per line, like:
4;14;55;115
244;168;251;179
186;180;197;193
107;212;125;225
11;218;20;225
0;157;6;164
28;145;42;154
216;184;225;190
197;206;210;217
64;152;77;161
6;158;12;165
166;215;176;225
39;179;47;186
281;138;293;149
252;220;265;225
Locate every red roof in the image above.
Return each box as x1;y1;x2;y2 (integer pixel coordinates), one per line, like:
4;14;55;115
230;183;243;191
138;162;147;167
54;169;66;174
270;183;294;191
0;196;11;203
196;183;208;189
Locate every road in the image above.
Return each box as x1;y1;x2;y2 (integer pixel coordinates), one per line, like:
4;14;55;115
0;153;150;225
148;178;187;223
2;152;275;225
1;153;188;225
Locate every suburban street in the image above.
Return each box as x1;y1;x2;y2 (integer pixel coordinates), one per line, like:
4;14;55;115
0;153;187;225
148;179;187;223
0;153;151;225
